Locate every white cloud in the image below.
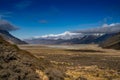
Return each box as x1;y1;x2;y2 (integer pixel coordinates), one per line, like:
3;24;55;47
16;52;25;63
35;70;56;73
0;20;18;31
73;23;120;33
102;24;109;27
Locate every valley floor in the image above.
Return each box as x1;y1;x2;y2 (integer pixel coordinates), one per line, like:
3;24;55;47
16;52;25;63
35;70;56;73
19;44;120;80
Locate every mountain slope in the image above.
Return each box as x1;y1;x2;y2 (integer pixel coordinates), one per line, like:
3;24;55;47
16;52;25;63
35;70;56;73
0;30;27;44
93;33;116;44
0;35;40;80
100;32;120;50
0;35;65;80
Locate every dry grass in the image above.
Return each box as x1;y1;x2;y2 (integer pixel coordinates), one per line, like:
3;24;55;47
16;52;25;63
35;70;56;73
19;44;120;80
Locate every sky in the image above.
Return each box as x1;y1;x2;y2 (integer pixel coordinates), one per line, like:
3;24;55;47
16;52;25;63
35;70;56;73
0;0;120;39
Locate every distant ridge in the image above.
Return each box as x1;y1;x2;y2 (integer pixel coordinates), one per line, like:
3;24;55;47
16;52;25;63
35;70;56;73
0;30;27;44
100;32;120;50
25;33;114;45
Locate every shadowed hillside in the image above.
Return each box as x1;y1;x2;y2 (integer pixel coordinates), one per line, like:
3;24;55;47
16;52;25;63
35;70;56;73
100;32;120;50
0;30;27;44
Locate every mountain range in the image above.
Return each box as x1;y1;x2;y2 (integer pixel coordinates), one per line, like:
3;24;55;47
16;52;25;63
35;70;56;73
25;31;116;45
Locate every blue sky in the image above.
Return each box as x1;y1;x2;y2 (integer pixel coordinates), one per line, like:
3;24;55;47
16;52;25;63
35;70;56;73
0;0;120;39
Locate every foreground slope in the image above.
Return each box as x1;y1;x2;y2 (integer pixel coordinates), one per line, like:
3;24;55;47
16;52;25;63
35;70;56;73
0;35;40;80
0;35;65;80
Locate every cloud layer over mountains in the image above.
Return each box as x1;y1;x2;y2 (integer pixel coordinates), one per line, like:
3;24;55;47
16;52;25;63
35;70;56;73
0;20;18;31
30;23;120;40
73;23;120;34
27;23;120;40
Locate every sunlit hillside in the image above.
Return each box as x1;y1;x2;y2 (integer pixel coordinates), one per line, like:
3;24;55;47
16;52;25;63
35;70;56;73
19;44;120;80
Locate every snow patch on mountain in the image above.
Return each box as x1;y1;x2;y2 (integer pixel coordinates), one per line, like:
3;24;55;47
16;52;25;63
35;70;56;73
33;31;84;40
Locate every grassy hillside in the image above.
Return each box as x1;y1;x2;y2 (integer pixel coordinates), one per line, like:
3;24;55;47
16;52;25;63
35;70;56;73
0;36;40;80
0;36;65;80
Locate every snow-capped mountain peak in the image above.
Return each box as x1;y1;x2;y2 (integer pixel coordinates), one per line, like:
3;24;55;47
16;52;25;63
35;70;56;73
33;31;84;40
